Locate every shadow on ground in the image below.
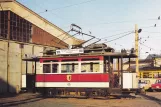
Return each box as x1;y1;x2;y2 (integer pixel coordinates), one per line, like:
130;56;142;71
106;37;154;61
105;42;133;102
0;78;17;98
0;94;45;107
0;93;17;98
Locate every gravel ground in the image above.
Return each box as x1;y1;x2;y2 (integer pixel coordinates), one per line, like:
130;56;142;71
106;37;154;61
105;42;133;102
0;92;161;107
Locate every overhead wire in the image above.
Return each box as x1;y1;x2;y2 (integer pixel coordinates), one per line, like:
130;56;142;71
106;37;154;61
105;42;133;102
71;16;160;32
18;0;96;30
62;32;80;41
139;36;154;54
142;31;161;34
16;0;161;35
103;32;133;43
101;30;133;39
14;16;161;47
39;0;97;13
22;0;97;19
139;42;160;52
17;0;161;36
0;1;159;54
18;0;161;35
48;11;73;26
18;0;160;30
98;23;161;37
78;18;158;27
67;18;160;43
138;16;161;57
96;16;160;48
8;1;161;51
154;16;160;27
113;43;123;48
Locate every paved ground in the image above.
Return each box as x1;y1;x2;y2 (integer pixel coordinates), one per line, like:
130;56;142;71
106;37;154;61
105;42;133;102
0;92;161;107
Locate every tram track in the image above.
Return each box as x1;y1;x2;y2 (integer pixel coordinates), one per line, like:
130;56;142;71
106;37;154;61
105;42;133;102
1;92;161;107
139;93;161;106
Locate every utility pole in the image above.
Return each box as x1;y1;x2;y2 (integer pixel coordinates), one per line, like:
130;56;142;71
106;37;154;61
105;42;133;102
135;24;139;78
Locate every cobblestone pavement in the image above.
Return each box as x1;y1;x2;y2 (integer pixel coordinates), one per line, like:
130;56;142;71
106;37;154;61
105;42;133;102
0;92;161;107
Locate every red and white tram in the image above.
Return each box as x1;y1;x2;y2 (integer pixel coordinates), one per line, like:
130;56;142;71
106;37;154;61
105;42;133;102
22;48;139;97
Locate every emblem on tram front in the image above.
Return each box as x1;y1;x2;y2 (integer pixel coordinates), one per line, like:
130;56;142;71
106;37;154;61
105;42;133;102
67;75;72;81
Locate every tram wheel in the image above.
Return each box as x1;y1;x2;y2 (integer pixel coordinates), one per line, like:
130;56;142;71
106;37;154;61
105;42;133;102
45;88;57;98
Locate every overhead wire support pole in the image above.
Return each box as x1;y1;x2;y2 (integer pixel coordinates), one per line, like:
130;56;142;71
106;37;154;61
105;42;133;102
135;24;139;78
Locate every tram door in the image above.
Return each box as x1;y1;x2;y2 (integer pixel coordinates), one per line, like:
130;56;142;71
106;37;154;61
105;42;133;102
106;57;122;92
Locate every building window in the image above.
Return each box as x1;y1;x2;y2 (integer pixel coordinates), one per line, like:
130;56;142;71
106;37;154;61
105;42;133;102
0;11;8;39
10;11;32;42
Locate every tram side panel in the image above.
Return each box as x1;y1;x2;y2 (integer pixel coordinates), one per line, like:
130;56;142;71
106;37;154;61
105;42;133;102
36;73;109;88
32;58;139;94
35;57;110;90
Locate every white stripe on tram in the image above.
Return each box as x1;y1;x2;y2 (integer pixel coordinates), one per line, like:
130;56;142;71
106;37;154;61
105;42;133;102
36;82;109;88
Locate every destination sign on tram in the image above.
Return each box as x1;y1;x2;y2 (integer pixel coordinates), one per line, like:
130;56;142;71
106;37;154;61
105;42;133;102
56;48;84;55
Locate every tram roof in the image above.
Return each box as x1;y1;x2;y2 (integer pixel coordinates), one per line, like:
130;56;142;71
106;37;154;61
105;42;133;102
22;52;137;62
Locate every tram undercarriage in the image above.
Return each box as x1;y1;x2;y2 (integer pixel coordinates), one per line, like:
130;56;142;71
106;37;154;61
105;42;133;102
38;87;112;98
37;87;140;98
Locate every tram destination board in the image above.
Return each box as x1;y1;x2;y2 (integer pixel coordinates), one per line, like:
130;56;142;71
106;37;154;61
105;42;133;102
56;48;84;55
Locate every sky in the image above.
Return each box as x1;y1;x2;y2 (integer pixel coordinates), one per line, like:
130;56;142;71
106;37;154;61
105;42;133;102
17;0;161;59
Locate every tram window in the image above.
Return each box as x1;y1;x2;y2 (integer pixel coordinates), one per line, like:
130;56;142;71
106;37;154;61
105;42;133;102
158;74;161;78
52;64;58;73
155;80;161;83
104;61;113;73
61;63;78;73
93;63;99;72
43;64;51;73
81;63;100;72
81;63;90;72
158;80;161;83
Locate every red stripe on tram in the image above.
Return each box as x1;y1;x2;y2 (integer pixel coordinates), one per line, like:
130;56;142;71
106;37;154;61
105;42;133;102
36;73;109;82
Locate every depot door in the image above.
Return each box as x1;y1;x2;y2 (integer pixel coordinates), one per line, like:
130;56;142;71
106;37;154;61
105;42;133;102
26;74;35;91
25;61;37;92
